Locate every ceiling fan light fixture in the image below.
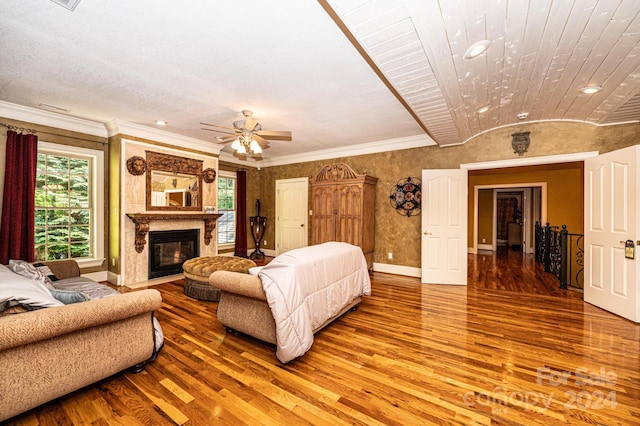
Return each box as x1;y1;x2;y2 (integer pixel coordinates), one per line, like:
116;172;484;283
236;143;247;155
580;85;603;94
250;139;262;154
464;40;491;59
155;120;168;126
231;138;241;151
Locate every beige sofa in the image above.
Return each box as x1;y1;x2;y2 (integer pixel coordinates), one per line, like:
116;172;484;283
0;260;162;422
211;270;361;345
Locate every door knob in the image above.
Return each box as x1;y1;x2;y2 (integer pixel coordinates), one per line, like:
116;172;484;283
423;231;432;236
300;224;305;227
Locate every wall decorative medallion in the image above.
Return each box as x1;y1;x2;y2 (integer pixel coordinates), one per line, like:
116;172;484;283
126;156;146;176
389;177;422;217
203;168;217;183
511;131;531;156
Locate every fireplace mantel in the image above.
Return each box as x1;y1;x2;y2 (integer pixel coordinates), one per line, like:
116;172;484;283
126;213;223;253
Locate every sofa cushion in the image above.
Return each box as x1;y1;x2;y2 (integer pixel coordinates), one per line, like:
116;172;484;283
49;289;90;304
8;260;57;290
0;267;64;312
52;277;119;300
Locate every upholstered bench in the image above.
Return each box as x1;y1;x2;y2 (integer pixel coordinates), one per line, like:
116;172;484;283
182;256;256;301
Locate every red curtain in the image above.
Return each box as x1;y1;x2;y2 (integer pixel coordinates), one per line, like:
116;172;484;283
0;130;38;263
234;169;248;257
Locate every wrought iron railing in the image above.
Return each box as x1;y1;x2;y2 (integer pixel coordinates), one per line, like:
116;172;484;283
534;222;584;290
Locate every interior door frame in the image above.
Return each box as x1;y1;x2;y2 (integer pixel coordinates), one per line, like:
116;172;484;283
472;183;546;254
463;152;598;255
275;177;309;256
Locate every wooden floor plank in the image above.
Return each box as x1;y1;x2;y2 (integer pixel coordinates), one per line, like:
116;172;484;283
4;250;640;425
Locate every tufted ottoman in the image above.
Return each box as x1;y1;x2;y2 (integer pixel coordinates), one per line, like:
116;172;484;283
182;256;256;301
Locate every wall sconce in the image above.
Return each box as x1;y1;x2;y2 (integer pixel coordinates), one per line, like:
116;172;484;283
511;131;531;156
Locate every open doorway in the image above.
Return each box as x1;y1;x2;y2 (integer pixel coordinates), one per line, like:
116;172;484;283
474;183;547;254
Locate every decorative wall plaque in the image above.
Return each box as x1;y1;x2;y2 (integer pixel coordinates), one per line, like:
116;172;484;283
389;177;421;217
203;168;217;183
511;131;531;156
126;156;146;176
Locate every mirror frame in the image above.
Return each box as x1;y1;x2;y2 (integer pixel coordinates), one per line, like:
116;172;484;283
146;151;203;211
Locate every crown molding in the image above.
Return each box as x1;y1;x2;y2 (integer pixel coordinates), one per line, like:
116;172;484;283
218;134;435;168
106;120;222;155
460;151;599;170
0;101;108;137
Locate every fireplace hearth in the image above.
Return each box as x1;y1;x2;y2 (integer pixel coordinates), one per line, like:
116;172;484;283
148;229;199;279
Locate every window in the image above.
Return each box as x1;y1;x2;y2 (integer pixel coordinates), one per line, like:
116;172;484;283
34;142;104;267
217;171;236;246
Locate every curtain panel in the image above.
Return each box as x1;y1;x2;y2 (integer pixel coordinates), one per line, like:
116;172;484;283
234;169;248;257
0;130;38;263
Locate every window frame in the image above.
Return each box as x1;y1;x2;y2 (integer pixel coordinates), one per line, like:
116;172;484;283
36;142;105;268
217;170;237;249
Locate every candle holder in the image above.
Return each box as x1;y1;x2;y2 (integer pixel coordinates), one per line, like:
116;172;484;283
249;199;266;260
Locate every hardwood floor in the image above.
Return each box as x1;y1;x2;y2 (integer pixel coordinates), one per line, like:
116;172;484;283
5;251;639;425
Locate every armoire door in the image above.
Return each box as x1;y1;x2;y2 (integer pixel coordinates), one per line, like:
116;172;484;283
335;183;363;247
311;185;337;244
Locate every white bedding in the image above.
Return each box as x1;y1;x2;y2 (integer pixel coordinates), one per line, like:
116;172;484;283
258;242;371;363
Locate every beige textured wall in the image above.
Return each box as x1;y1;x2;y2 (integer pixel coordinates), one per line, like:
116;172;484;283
250;121;639;268
1;119;637;272
477;189;493;245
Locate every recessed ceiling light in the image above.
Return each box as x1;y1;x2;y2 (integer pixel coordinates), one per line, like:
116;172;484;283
517;112;529;120
476;105;489;114
580;86;603;94
464;40;491;59
155;120;168;126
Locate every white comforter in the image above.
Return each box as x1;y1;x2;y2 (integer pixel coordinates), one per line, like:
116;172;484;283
258;242;371;363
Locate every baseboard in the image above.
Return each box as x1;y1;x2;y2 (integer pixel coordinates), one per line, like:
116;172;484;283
82;270;108;282
477;244;493;251
107;271;121;286
372;262;421;278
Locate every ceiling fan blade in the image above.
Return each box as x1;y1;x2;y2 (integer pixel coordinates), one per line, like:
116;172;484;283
200;122;237;132
253;134;271;148
216;135;238;144
233;150;247;160
201;127;236;135
256;130;292;141
244;116;258;131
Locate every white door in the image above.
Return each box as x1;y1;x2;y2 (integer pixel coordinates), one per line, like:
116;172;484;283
421;169;468;285
584;145;639;322
276;177;309;255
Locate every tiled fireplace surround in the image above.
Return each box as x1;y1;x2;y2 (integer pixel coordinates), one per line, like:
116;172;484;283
121;139;219;286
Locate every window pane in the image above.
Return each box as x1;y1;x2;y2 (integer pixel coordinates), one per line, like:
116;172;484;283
35;150;94;262
217;175;236;245
70;225;90;242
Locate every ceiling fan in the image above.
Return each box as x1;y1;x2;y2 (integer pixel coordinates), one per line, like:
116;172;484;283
201;110;292;158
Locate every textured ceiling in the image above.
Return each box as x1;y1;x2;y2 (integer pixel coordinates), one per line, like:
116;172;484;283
1;0;639;162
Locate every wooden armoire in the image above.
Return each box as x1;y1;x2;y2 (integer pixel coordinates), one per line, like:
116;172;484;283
311;163;377;268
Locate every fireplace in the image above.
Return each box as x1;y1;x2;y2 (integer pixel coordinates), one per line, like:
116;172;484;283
148;229;199;279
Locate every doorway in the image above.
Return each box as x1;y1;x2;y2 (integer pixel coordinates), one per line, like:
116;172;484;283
275;177;309;255
473;183;546;254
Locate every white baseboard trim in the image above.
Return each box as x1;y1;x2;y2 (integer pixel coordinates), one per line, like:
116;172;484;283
82;271;108;282
477;244;493;251
107;271;121;286
372;262;421;278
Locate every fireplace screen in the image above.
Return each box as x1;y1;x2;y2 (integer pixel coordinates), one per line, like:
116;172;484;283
148;229;199;279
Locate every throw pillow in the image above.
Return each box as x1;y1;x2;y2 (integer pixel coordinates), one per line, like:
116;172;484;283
33;262;59;283
0;268;64;312
8;260;56;290
49;289;90;304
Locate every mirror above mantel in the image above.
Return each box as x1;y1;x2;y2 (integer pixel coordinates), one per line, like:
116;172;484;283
146;151;203;211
